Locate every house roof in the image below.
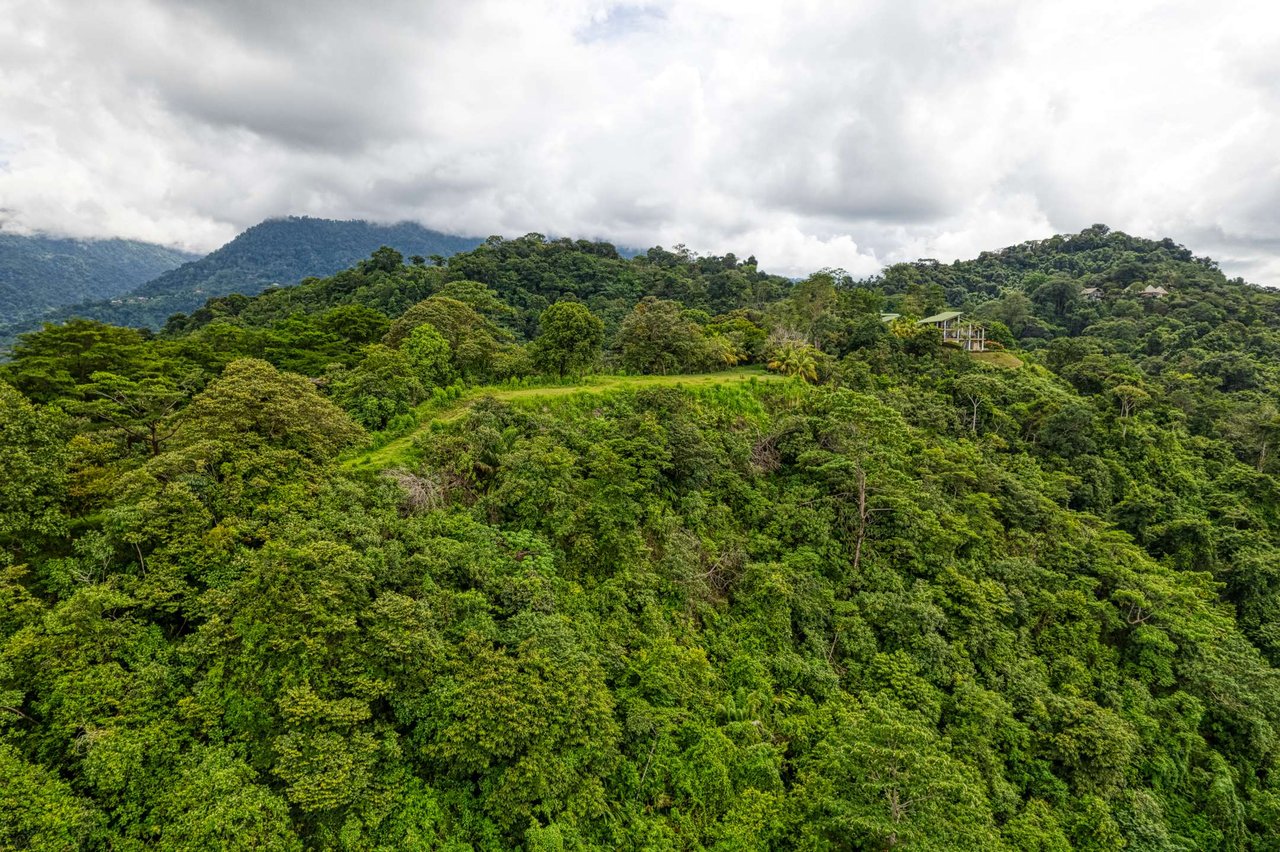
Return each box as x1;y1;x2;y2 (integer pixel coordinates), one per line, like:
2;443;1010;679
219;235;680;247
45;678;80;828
1141;285;1169;295
1081;287;1101;294
879;312;901;322
918;311;963;324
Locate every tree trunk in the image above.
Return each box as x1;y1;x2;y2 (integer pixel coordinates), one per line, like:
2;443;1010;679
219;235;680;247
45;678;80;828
853;467;869;575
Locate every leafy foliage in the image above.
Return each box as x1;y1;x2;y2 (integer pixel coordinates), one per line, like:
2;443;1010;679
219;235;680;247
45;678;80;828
3;227;1280;849
531;301;605;377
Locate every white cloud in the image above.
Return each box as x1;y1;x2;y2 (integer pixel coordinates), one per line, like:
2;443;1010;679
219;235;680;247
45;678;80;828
0;0;1278;281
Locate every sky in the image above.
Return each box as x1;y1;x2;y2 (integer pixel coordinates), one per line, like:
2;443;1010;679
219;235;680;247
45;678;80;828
1;0;1279;282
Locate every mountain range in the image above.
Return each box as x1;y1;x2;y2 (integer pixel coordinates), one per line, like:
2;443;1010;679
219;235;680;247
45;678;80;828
0;217;483;345
0;232;198;325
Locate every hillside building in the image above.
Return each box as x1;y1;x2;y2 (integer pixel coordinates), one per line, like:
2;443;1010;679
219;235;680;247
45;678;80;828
918;311;987;352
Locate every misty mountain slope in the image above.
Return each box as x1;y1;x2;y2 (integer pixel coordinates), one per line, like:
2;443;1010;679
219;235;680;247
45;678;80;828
1;218;482;342
132;217;482;300
0;233;197;325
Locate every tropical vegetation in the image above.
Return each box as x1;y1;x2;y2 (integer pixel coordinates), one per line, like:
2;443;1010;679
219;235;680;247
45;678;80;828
3;226;1280;849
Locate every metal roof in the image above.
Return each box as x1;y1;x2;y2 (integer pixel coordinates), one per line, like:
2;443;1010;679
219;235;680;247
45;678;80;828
918;311;963;324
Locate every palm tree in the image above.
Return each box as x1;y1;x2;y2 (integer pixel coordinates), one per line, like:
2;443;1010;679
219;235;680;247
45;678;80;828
768;340;818;382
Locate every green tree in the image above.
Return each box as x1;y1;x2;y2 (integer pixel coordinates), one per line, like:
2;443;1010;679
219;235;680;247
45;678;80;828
954;373;1004;434
766;339;819;382
0;743;104;850
329;346;424;430
1031;275;1081;320
532;301;604;377
4;320;150;402
358;245;404;274
978;292;1034;337
78;370;197;456
401;323;454;387
617;297;706;374
316;304;390;346
787;270;840;342
791;697;1002;849
707;314;769;363
385;296;503;379
1110;383;1149;437
1218;398;1280;472
178;359;363;460
0;381;69;555
151;747;299;850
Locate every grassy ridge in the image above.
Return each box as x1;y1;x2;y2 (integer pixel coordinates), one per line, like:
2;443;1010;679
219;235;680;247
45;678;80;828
345;367;786;470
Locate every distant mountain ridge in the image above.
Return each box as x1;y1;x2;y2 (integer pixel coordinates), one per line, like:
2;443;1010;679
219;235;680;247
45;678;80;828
0;232;198;325
1;217;483;342
131;217;483;301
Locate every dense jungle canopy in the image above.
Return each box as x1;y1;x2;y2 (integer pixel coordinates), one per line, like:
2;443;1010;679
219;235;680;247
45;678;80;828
4;225;1280;850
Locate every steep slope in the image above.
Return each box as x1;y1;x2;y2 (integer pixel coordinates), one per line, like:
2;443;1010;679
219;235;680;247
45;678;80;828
2;217;482;342
5;231;1280;847
0;233;197;325
131;217;482;301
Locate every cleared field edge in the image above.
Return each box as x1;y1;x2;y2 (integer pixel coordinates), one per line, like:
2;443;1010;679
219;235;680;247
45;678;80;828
343;367;786;471
971;350;1024;369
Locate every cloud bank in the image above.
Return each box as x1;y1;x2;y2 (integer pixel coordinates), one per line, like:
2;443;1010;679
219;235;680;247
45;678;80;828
1;0;1278;281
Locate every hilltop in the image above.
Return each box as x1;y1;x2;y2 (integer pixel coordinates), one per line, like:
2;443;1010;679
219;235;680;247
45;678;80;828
3;227;1280;849
0;232;197;325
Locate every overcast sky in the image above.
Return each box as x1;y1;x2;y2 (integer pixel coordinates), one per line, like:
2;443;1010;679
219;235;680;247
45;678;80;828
1;0;1278;281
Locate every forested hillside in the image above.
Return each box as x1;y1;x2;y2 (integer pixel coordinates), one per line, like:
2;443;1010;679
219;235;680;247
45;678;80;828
0;233;196;326
0;218;482;346
4;228;1280;849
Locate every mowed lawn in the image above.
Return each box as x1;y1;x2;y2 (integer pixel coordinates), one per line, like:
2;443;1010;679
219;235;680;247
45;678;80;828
345;367;787;470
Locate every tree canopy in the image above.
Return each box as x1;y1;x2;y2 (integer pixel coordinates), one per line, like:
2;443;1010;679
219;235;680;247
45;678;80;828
3;227;1280;849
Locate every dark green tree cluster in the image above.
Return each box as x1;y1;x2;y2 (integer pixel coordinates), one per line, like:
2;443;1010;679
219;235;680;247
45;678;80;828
3;228;1280;849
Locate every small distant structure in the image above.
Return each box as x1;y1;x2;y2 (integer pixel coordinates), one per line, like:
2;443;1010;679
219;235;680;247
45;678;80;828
880;312;901;323
918;311;986;352
1140;285;1169;298
1081;287;1104;301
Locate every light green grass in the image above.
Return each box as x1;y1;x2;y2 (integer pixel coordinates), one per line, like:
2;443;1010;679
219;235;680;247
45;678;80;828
972;350;1024;369
344;367;785;471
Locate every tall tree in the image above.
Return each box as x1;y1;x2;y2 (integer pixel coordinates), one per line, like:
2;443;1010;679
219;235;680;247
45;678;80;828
178;359;364;460
532;301;604;377
78;371;198;456
617;297;706;374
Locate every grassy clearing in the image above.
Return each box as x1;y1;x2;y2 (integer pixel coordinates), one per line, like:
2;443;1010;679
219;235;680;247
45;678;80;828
344;367;785;471
972;350;1024;369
